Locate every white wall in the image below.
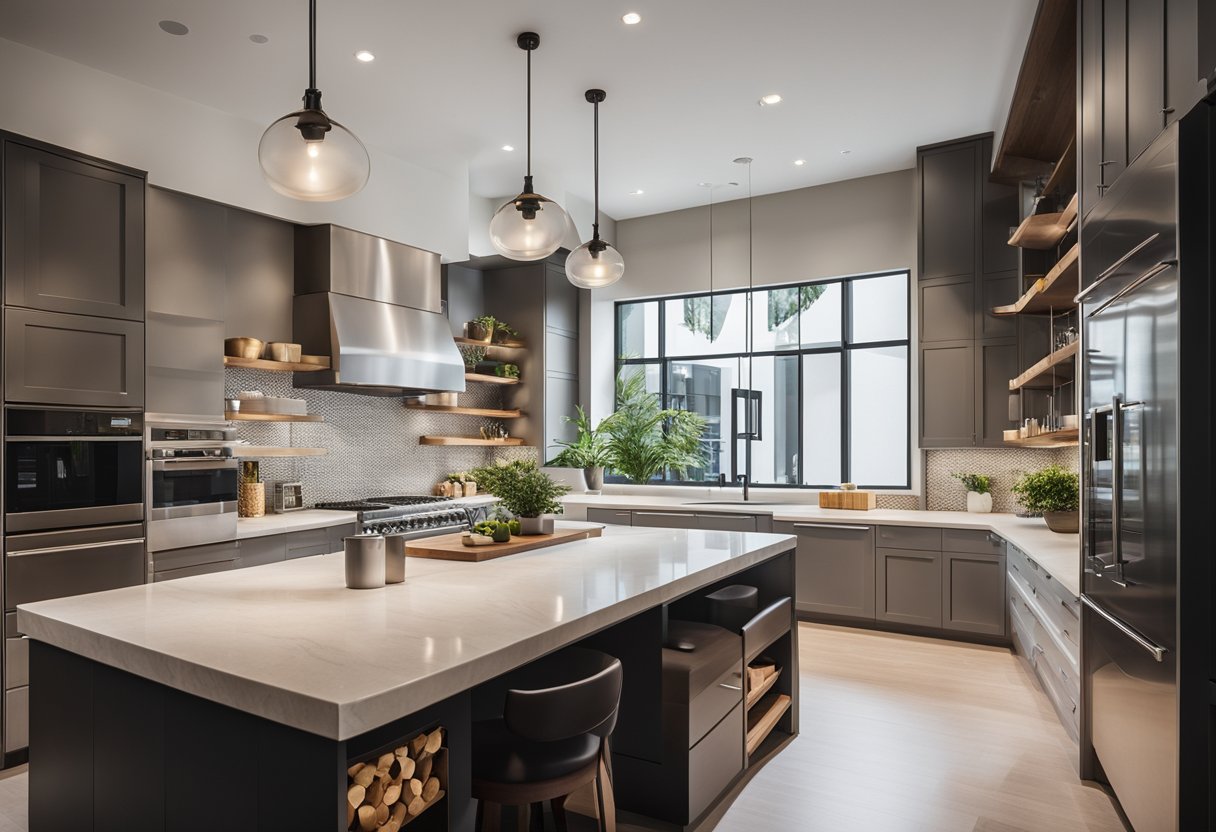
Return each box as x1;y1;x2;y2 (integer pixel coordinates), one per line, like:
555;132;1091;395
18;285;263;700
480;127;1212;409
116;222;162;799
0;37;470;260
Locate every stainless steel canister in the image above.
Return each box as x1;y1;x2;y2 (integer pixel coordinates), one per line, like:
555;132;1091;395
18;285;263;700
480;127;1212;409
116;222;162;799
384;534;407;584
344;534;386;589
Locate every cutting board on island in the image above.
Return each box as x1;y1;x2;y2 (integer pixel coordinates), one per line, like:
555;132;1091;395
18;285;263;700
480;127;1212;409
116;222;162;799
406;525;603;562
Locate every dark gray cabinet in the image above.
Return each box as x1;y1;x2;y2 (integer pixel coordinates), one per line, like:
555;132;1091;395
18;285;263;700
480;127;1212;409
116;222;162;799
975;339;1019;447
3;138;145;322
918;277;974;343
235;535;286;569
776;522;875;620
918;142;977;282
920;341;975;447
587;508;634;526
327;523;357;553
4;307;144;408
284;528;332;560
632;510;699;530
876;548;942;628
696;513;758;533
942;552;1006;636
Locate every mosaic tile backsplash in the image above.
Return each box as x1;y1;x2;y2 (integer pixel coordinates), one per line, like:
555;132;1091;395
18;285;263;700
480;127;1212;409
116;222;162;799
226;368;537;504
924;447;1079;513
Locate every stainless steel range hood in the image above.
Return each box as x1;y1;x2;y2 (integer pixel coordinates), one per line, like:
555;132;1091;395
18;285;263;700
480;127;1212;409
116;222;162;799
292;225;465;396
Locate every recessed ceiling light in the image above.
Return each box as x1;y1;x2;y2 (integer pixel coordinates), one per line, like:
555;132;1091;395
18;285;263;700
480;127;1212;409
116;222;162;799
758;93;783;106
158;20;189;36
794;159;806;166
354;50;375;62
622;12;642;25
840;149;852;155
501;145;515;152
249;34;269;44
629;189;645;195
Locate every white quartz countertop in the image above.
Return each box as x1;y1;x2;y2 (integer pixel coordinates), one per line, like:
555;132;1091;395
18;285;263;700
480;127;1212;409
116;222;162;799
236;509;359;539
17;523;794;741
561;495;1080;597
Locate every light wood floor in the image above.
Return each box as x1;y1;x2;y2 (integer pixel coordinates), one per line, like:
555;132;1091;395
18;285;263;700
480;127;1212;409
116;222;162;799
0;624;1126;831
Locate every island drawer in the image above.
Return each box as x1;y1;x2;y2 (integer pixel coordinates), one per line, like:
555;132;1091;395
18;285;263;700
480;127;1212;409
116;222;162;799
284;527;330;559
5;637;28;689
742;597;793;663
688;700;744;822
587;508;633;526
941;528;1005;556
686;661;743;746
152;539;238;574
876;525;942;551
4;687;27;753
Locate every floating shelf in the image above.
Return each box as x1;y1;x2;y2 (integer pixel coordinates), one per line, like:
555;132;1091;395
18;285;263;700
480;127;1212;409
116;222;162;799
1009;340;1079;391
454;336;526;350
223;356;330;373
418;436;525;447
1003;428;1079;449
404;404;523;419
231;446;328;458
224;411;324;423
745;693;792;756
1041;136;1076;198
746;667;783;710
465;373;520;386
1007;193;1078;249
993;243;1079;316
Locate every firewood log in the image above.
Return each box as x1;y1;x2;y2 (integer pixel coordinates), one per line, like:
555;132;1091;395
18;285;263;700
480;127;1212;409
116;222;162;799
348;762;366;778
396;755;415;780
416;755;433;783
424;729;442;755
407;795;426;816
384;783;402;806
354;766;375;789
357;804;377;831
377;752;395;770
422;777;440;802
409;734;427;757
375;802;390;825
348;784;366;808
407;778;423;797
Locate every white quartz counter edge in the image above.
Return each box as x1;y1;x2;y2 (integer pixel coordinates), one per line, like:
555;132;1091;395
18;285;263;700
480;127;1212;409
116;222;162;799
562;496;1080;597
236;510;359;539
18;525;795;741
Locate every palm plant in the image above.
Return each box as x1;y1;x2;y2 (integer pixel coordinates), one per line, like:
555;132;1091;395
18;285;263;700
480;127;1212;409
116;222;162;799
602;368;706;483
546;406;612;468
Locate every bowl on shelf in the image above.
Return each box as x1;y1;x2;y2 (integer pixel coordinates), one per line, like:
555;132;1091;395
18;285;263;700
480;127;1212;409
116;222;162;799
224;337;264;359
267;342;302;363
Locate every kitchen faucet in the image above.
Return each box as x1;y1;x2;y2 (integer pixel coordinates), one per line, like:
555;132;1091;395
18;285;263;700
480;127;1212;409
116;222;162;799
718;473;751;501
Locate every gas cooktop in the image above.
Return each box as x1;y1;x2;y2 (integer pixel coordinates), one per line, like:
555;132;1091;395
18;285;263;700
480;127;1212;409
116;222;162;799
314;495;471;536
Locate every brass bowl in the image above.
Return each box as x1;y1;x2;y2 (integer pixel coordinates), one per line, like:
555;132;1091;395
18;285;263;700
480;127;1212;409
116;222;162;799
224;337;264;359
267;342;302;363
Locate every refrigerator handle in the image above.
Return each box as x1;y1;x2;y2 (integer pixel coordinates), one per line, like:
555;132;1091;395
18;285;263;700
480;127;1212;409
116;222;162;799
1110;394;1126;585
1085;404;1119;579
1081;595;1167;662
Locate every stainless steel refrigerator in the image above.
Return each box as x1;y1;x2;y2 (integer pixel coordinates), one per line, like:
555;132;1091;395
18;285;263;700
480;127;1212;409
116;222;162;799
1078;97;1215;832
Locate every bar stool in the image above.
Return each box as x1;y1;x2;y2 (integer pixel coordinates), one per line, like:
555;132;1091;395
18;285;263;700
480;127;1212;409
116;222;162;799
472;647;623;832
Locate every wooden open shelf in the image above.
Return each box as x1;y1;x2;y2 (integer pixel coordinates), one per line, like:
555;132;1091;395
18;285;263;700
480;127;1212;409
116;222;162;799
225;411;323;423
1007;193;1078;249
1003;428;1079;448
418;436;525;447
454;336;526;350
993;243;1079;316
1041;136;1076;197
745;693;792;756
223;355;330;373
465;373;520;386
1009;340;1079;391
746;666;783;710
231;446;328;458
404;404;522;419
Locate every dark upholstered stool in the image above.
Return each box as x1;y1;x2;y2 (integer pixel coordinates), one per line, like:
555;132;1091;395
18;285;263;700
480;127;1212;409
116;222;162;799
706;584;759;632
472;648;623;832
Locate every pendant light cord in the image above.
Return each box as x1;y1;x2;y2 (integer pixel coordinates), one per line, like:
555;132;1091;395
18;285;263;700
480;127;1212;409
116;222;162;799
591;97;600;240
526;46;532;178
308;0;317;91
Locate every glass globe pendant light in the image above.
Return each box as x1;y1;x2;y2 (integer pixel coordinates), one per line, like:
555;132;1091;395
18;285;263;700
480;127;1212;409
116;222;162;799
489;32;571;260
258;0;370;201
566;89;625;289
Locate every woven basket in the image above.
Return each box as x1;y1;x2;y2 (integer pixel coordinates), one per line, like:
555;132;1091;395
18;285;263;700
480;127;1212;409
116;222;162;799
238;482;266;518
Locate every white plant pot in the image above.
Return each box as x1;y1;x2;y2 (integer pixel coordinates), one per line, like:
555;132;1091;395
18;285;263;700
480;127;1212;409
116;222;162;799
966;491;993;513
518;516;555;535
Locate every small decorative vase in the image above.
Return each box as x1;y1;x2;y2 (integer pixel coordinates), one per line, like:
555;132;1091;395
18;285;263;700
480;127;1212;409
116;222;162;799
466;321;492;342
966;491;993;513
1044;510;1080;534
238;482;265;518
518;516;554;535
464;481;477;496
583;466;604;494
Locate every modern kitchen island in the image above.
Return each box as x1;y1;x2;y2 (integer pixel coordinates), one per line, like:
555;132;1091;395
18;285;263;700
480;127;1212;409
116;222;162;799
16;523;798;831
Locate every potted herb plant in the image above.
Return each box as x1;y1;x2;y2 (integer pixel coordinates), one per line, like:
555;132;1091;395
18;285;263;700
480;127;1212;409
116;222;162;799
547;406;613;492
469;460;570;535
458;344;487;370
465;315;497;343
492;321;520;345
1012;465;1080;533
951;472;993;513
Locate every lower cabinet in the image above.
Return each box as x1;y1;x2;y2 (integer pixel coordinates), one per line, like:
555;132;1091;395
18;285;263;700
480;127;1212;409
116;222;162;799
876;549;942;628
631;510;699;529
154;522;357;581
942;552;1007;636
777;522;875;619
587;507;634;526
610;510;771;533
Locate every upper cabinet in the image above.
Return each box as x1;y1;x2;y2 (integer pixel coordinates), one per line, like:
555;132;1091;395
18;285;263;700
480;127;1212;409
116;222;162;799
3;137;145;322
919;142;978;283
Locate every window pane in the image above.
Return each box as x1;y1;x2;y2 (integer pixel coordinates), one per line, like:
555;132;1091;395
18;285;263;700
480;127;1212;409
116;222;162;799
850;273;909;343
616;301;659;359
667;357;741;482
798;282;842;348
740;356;800;484
663;293;747;356
801;352;842;486
849;346;908;486
751;288;802;352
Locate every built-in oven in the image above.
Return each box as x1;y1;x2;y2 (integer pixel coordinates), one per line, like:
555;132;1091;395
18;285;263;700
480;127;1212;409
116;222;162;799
3;406;147;759
145;422;238;553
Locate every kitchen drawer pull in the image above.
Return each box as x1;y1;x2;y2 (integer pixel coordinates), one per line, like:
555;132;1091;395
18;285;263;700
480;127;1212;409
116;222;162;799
986;533;1003;545
5;435;142;443
1060;599;1079;619
9;537;145;558
634;511;696;519
1081;595;1167;662
718;682;743;692
793;523;869;532
613;512;631;517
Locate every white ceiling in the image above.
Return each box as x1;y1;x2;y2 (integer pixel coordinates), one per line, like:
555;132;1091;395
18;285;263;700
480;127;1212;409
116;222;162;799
0;0;1036;220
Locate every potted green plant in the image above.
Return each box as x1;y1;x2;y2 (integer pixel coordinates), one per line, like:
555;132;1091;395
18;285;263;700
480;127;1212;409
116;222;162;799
547;406;613;493
1012;465;1080;533
951;472;993;513
601;368;706;483
469;460;570;535
458;344;487;370
466;315;497;343
492;321;520;345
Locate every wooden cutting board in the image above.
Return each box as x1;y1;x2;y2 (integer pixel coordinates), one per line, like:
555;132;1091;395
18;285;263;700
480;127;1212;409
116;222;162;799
406;526;603;562
818;490;876;510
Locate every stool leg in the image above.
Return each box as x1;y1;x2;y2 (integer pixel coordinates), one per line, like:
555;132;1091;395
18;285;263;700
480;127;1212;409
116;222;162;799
516;803;530;831
482;801;502;832
596;756;617;832
530;801;545;831
551;795;569;832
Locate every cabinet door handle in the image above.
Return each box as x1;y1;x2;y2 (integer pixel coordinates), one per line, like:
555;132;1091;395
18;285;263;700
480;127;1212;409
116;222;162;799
634;511;696;519
718;682;743;691
986;532;1003;545
1161;107;1175;115
1098;160;1119;166
793;523;869;532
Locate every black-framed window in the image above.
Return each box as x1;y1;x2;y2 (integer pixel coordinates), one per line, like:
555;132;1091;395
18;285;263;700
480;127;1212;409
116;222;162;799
614;270;911;489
